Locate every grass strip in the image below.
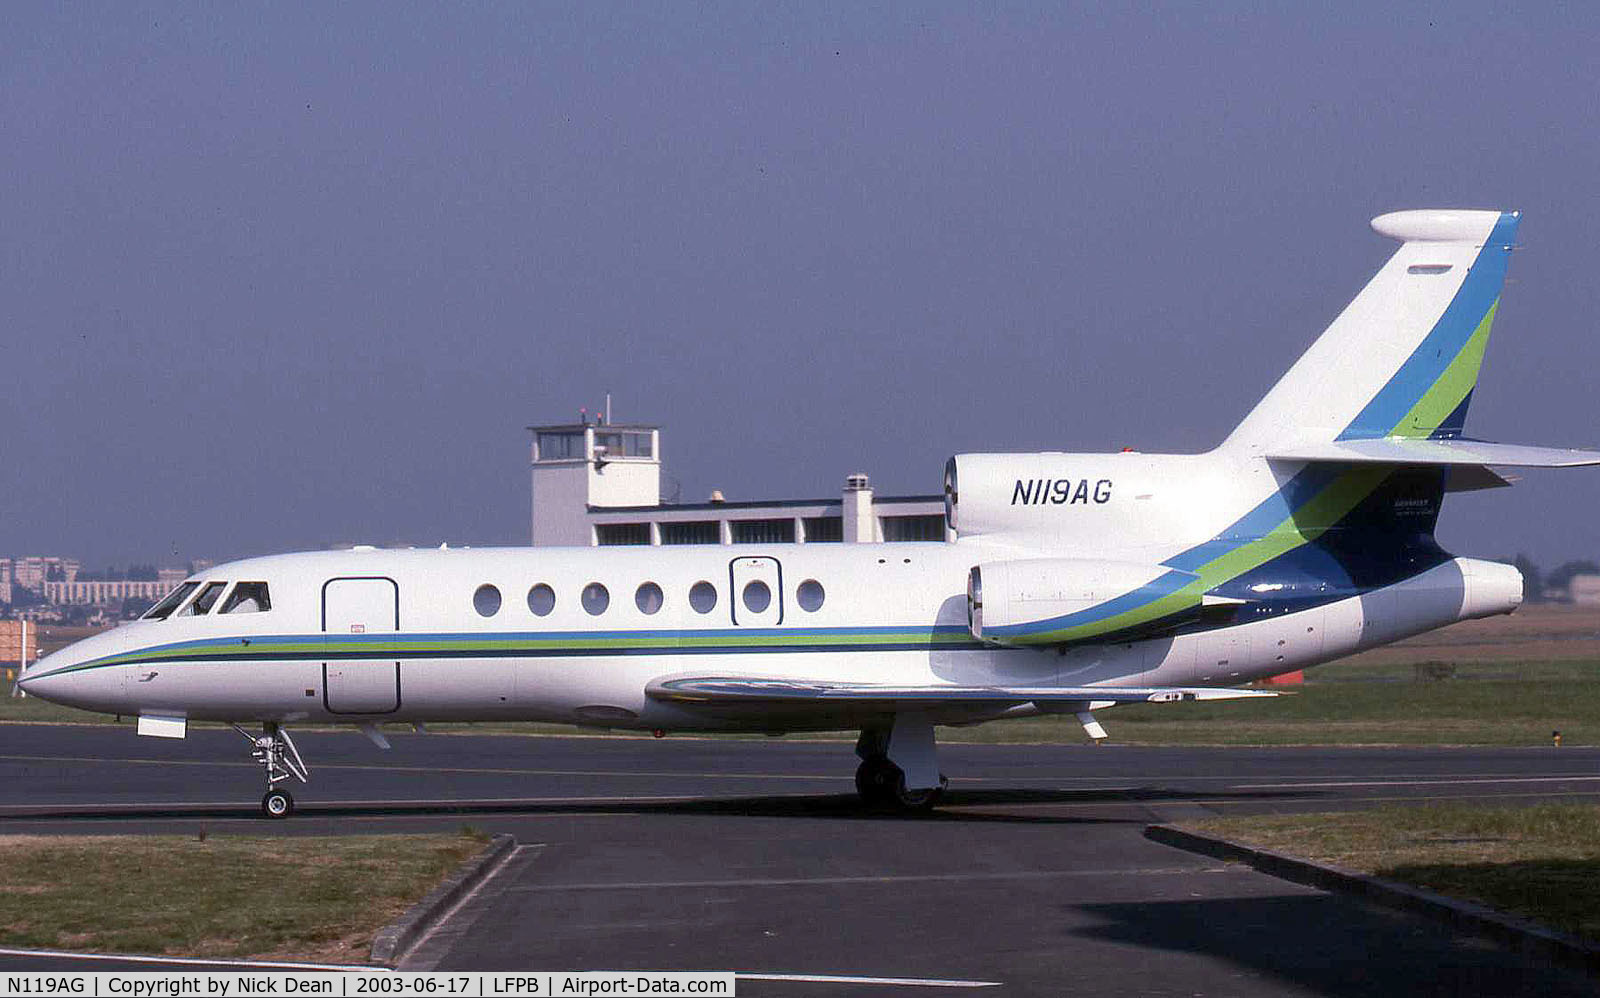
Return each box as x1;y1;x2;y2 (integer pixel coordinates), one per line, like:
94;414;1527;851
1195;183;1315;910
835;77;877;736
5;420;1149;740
0;830;487;963
1185;803;1600;943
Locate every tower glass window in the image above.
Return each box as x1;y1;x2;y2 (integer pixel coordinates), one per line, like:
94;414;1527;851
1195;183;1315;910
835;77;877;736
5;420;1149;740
536;432;585;460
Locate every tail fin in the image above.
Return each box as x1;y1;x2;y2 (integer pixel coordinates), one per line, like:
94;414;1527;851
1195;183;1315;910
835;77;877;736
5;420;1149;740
1224;209;1519;451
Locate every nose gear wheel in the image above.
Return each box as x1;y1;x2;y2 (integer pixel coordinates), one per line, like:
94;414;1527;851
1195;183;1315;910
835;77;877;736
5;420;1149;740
232;722;308;818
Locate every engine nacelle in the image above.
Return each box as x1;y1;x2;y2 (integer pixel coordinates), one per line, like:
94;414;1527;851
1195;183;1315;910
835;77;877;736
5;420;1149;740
944;451;1217;547
968;557;1202;646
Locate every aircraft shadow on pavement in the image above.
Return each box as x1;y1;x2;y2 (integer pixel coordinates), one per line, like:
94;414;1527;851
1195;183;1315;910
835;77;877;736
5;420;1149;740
0;785;1322;826
1068;894;1595;997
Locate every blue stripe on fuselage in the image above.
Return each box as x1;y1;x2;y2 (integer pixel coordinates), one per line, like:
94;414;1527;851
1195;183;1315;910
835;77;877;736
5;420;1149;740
1337;212;1517;441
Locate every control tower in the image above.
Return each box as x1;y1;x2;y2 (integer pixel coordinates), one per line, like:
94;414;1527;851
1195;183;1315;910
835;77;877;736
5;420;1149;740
528;421;661;546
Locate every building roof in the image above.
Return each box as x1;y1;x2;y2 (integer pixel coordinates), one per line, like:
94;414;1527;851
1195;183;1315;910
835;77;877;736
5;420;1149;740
527;423;658;433
589;494;943;514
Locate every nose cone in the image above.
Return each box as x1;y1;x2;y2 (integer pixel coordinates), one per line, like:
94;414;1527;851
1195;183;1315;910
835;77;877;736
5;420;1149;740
16;636;127;713
17;649;86;705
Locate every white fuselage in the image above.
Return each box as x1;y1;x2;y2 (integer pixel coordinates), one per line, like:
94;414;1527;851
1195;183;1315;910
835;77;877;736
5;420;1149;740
19;535;1520;733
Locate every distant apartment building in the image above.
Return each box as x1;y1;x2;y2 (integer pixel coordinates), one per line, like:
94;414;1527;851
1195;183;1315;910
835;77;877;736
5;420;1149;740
0;554;201;609
12;556;79;590
528;420;947;548
44;579;171;607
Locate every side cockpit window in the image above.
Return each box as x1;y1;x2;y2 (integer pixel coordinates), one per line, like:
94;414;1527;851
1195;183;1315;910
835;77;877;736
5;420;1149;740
143;582;199;621
182;582;228;616
220;581;271;614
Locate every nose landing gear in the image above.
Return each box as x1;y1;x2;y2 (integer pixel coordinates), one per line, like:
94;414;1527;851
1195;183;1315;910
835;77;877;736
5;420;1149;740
232;722;309;819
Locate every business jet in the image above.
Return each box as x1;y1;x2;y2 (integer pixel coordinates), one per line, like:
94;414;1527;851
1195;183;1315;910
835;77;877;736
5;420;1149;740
19;209;1600;817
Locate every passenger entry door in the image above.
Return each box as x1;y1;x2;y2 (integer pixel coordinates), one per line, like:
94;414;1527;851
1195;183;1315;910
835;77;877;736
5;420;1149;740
729;557;783;626
322;577;400;714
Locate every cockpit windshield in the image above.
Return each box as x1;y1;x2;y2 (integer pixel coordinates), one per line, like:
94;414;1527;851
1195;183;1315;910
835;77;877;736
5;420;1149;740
183;581;228;616
220;581;271;614
143;582;199;621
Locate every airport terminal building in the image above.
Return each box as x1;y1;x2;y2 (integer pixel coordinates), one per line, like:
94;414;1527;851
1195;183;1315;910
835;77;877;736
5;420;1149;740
528;420;948;548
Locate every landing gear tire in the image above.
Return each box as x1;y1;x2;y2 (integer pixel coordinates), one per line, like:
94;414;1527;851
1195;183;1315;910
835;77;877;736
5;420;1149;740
892;773;948;811
855;757;947;810
855;757;900;805
262;789;294;819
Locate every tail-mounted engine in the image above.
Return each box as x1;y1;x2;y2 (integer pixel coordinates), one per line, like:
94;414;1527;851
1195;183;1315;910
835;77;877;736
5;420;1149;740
967;558;1202;647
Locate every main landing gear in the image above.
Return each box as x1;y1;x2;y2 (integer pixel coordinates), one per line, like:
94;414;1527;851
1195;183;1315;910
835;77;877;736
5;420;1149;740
232;721;309;819
855;714;948;811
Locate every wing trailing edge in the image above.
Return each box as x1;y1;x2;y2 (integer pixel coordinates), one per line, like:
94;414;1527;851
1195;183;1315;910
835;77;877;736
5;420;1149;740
646;675;1278;709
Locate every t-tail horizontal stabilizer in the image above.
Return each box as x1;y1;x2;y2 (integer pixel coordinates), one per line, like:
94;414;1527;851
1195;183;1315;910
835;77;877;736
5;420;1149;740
1266;437;1600;468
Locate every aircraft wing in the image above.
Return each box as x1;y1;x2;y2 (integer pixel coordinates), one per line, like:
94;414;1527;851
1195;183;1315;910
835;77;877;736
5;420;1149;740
646;675;1278;708
1266;437;1600;468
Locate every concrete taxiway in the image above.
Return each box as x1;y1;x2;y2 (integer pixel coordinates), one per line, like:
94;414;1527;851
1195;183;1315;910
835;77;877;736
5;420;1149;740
2;724;1598;995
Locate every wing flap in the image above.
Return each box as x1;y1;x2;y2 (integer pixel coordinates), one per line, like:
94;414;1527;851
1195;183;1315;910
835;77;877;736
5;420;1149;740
646;675;1278;708
1266;437;1600;468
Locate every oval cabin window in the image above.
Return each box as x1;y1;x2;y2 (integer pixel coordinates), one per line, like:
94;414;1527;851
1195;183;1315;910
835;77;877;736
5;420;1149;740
742;579;772;613
473;584;502;617
527;584;555;616
635;582;664;615
582;582;610;616
688;581;717;614
797;579;825;612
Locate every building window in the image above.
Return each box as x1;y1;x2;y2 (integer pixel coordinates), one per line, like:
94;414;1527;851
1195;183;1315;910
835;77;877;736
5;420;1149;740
474;584;502;617
881;514;946;542
796;579;825;612
595;430;653;458
731;518;795;544
582;582;610;615
596;523;651;546
803;516;842;542
635;582;664;615
742;580;772;613
688;581;717;614
536;431;584;460
661;521;720;545
527;584;556;616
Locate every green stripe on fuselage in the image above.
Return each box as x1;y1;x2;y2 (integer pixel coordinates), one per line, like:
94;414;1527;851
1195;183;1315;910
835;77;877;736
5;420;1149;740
1016;465;1391;644
31;627;982;679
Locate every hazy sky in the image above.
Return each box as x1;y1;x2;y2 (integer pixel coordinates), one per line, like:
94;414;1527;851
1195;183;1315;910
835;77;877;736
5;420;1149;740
4;3;1599;570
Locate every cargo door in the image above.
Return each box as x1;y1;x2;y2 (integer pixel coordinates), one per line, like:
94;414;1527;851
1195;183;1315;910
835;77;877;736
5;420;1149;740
322;576;401;714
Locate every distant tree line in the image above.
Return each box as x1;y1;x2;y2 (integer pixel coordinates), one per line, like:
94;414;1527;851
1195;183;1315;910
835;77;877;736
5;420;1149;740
1497;554;1599;603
